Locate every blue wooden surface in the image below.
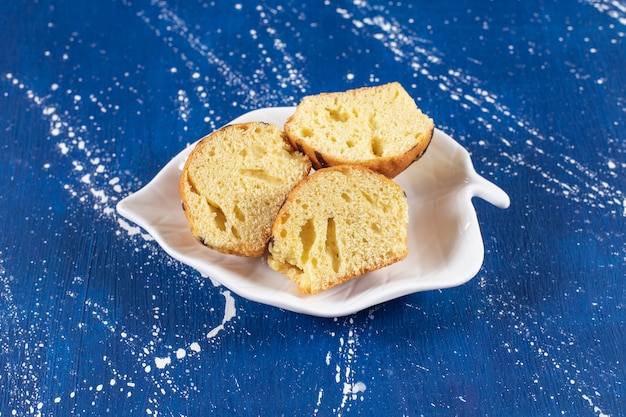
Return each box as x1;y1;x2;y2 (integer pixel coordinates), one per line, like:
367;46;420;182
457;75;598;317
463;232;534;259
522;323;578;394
1;0;624;416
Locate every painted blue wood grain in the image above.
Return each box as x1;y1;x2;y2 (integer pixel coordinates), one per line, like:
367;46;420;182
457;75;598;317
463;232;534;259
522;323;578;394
0;0;624;415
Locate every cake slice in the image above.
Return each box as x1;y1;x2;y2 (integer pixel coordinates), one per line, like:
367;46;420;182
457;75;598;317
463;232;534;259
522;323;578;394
284;82;434;178
267;165;409;294
180;122;312;257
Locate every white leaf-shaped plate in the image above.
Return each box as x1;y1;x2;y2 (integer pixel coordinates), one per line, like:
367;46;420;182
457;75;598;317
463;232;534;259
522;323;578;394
117;107;510;317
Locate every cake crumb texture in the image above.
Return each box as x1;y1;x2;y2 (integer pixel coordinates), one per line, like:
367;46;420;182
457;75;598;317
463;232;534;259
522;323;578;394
268;165;409;294
180;122;312;257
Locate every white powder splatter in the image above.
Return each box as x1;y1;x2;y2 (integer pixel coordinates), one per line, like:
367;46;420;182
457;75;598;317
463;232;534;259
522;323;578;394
255;5;309;94
3;72;133;232
0;255;44;415
58;142;69;154
42;106;56;116
581;393;610;417
175;348;186;359
342;381;366;398
68;267;235;413
176;89;191;130
313;388;325;416
323;310;380;415
135;3;253;102
154;356;171;369
116;218;154;241
207;290;237;339
583;0;626;26
338;2;624;212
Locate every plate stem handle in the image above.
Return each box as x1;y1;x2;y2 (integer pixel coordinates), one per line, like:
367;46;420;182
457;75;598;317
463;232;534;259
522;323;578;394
469;173;511;209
